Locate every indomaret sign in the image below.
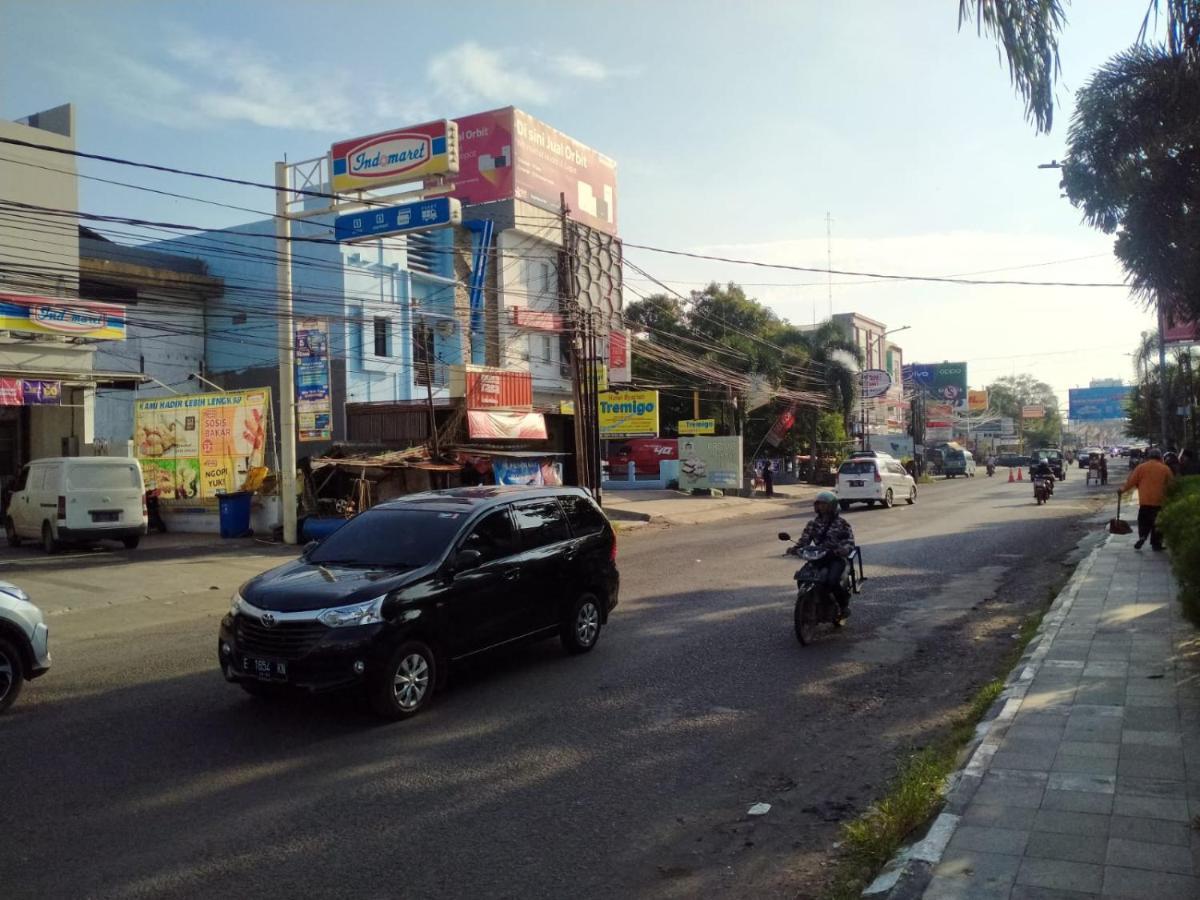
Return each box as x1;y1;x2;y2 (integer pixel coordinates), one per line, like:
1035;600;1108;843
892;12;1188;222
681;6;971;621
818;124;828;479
330;120;460;193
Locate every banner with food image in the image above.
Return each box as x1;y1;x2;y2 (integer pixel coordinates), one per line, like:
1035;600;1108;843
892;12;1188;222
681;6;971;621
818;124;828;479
134;389;271;500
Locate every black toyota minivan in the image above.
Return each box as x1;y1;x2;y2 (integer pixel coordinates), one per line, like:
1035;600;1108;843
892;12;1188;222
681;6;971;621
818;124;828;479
218;487;618;719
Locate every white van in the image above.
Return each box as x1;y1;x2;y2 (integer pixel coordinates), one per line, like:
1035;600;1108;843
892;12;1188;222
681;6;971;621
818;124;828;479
5;457;147;553
835;456;917;510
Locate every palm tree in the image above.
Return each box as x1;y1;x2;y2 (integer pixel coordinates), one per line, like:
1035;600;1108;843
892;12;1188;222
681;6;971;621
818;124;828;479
776;321;864;459
958;1;1195;134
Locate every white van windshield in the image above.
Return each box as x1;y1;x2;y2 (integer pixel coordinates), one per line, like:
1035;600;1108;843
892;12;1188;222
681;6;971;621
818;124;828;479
67;465;140;490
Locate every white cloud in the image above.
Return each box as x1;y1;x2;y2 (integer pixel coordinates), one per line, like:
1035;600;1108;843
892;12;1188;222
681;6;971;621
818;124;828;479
548;52;611;81
427;41;554;106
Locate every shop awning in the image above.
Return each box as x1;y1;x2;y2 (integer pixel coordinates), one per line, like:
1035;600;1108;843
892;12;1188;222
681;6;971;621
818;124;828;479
0;367;148;389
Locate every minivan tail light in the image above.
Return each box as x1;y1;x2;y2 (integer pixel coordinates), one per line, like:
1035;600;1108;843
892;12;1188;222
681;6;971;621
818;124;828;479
610;537;618;564
874;469;882;483
142;493;148;518
57;496;66;520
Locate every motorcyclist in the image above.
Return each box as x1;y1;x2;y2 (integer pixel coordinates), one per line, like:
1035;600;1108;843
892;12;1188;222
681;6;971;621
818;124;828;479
986;454;996;476
795;490;856;616
1031;459;1055;495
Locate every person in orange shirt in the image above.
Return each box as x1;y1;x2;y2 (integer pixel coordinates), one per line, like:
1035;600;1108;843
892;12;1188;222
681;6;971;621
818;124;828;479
1120;447;1174;551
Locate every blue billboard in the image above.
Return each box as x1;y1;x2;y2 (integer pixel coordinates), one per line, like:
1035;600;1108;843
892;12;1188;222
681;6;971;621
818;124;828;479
1068;386;1132;421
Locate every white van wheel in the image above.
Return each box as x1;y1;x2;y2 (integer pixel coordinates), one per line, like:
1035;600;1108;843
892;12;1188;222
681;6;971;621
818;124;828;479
41;522;59;555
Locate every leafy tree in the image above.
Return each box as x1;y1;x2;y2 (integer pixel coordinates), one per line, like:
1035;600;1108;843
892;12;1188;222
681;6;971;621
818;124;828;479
1125;343;1198;447
1061;45;1200;322
985;373;1063;448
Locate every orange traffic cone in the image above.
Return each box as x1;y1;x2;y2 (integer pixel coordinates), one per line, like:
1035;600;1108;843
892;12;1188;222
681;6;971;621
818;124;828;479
1008;468;1015;483
1017;467;1024;481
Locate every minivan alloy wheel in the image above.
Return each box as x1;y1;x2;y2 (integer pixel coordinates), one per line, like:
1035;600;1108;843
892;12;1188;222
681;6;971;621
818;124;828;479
575;600;600;647
392;652;431;711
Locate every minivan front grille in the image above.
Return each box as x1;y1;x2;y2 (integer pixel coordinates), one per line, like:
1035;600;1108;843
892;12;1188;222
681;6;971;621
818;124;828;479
234;618;327;659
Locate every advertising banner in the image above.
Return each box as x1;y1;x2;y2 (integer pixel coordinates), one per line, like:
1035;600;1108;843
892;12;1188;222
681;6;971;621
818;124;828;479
968;389;988;412
910;362;968;404
598;390;659;438
466;410;547;439
331;119;459;193
295;318;332;442
876;435;914;459
764;406;796;447
678;436;743;491
1068;386;1132;421
492;457;563;487
677;418;716;435
134;389;271;500
860;369;892;399
0;292;125;340
607;328;631;383
1022;405;1046;419
925;425;953;442
0;379;61;406
447;107;618;235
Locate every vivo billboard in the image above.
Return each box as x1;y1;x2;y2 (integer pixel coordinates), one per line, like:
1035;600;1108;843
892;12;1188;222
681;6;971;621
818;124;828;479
908;362;968;404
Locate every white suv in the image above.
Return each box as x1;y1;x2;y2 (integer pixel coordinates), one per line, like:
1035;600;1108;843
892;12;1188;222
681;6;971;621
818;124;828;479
836;456;917;510
0;581;50;713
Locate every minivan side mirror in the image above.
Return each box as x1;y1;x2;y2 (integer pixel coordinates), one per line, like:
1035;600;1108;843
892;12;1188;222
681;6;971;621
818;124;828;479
451;549;483;573
301;540;319;559
777;532;792;542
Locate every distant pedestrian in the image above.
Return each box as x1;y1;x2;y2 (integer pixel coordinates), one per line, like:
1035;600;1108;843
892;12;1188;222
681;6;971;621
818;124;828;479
762;462;775;498
1120;447;1174;551
1099;455;1108;486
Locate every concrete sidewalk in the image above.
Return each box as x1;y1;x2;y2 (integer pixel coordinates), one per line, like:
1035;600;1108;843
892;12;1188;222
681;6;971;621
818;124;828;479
602;484;819;526
898;525;1200;898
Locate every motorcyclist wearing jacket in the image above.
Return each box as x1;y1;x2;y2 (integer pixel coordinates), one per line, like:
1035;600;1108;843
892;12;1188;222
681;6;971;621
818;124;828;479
796;490;856;615
1031;459;1055;495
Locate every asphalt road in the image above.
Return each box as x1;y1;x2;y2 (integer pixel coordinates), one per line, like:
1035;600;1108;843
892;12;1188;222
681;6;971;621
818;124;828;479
0;468;1114;899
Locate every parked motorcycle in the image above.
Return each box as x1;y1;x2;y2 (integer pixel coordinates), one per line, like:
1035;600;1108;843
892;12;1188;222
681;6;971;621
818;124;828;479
778;533;864;645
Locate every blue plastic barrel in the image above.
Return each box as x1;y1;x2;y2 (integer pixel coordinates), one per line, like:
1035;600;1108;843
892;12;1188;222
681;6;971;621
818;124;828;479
301;516;349;543
217;491;253;538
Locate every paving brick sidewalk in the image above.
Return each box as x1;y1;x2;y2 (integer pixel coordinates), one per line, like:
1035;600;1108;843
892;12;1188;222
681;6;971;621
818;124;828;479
916;531;1200;899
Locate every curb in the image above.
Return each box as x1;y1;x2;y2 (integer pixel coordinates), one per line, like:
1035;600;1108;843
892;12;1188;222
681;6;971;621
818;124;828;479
862;536;1107;898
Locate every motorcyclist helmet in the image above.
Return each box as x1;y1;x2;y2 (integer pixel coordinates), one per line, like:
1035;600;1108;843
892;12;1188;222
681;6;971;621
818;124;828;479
814;489;839;517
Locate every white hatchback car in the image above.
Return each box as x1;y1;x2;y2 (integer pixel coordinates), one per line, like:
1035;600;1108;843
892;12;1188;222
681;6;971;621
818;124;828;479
836;457;917;510
0;581;50;713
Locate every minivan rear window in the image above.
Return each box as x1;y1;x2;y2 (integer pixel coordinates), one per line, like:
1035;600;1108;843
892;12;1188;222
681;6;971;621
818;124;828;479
839;461;876;475
67;465;140;490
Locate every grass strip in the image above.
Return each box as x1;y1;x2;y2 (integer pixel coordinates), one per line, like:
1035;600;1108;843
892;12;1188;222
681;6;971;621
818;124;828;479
821;600;1048;900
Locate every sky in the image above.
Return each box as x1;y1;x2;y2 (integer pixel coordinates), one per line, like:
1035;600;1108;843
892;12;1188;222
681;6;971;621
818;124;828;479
0;1;1160;411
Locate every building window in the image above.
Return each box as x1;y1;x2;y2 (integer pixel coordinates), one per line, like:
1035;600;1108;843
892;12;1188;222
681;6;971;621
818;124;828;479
540;335;553;364
373;317;390;357
414;321;434;385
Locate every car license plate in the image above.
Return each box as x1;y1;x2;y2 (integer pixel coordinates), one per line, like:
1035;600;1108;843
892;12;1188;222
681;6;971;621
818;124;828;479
849;480;864;487
91;511;119;522
242;656;287;682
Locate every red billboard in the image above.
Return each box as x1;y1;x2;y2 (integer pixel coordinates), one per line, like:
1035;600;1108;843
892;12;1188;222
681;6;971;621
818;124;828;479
445;107;617;235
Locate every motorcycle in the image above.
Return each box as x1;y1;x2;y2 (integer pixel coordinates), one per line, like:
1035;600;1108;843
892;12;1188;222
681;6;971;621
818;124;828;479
778;533;864;645
1033;476;1053;505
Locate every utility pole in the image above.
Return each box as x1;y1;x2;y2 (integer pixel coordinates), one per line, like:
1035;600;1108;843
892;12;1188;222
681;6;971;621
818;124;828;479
561;192;591;495
274;161;298;545
825;212;833;321
1157;299;1170;447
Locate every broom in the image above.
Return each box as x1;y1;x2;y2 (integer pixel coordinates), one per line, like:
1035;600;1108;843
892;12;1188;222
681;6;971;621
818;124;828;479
1108;489;1132;535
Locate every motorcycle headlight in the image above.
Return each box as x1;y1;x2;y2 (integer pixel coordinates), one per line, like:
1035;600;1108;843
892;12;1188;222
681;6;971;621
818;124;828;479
317;596;385;628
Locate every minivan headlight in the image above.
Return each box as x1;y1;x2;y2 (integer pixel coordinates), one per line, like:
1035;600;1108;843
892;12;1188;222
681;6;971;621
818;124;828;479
317;596;385;628
230;590;246;617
